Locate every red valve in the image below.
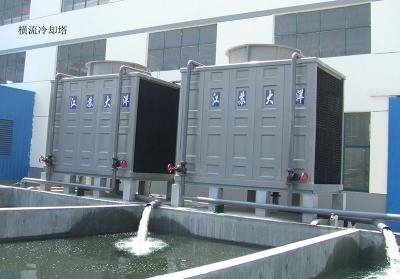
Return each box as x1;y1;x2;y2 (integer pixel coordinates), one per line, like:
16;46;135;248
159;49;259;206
119;160;128;168
167;163;175;174
300;171;309;183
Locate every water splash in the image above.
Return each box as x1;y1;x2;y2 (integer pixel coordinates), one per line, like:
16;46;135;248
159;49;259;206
115;205;167;256
363;228;400;278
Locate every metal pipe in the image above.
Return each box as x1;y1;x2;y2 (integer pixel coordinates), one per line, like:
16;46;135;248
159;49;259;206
21;177;111;191
111;65;139;191
375;222;391;232
186;196;400;222
45;73;74;181
286;52;303;206
173;60;203;192
135;194;162;208
180;60;202;163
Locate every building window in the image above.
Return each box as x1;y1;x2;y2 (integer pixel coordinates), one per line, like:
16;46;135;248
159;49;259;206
148;25;217;71
275;4;370;57
343;113;370;192
62;0;109;12
56;40;106;76
0;119;13;156
0;52;26;84
0;0;30;26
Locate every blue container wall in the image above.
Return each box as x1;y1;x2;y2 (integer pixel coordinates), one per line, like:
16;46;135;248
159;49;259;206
0;85;34;180
387;97;400;232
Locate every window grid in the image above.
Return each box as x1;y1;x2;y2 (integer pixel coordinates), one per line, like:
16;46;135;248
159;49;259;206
275;4;371;58
0;52;26;84
0;0;31;26
148;25;217;72
342;113;370;192
56;40;106;76
62;0;109;12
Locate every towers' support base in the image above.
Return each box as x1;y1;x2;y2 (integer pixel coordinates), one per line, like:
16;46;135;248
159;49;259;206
255;190;272;217
93;177;108;198
122;179;138;201
39;172;51;191
301;193;318;223
209;186;223;213
171;176;184;207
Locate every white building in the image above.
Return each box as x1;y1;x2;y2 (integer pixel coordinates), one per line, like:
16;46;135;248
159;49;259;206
0;0;399;213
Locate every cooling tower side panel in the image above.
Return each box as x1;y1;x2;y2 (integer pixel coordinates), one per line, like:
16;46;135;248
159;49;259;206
287;62;318;183
199;69;230;178
52;76;137;177
133;79;180;174
252;64;286;182
314;68;344;184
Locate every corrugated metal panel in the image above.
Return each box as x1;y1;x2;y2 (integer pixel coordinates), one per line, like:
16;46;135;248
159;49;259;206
0;85;35;180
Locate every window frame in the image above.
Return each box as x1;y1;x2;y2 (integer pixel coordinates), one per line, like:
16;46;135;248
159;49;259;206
56;40;106;77
274;3;371;58
0;52;26;84
342;112;371;192
147;25;217;72
0;0;30;26
61;0;109;12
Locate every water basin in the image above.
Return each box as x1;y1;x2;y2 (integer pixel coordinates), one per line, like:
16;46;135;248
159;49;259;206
0;233;266;279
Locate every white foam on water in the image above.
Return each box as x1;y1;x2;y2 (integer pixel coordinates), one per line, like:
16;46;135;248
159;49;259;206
115;236;167;257
115;205;167;256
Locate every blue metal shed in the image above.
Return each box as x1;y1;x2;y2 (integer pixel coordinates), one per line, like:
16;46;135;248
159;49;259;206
0;85;35;181
387;97;400;232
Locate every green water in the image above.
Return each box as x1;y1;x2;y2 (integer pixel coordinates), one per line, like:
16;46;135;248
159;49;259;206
0;233;264;279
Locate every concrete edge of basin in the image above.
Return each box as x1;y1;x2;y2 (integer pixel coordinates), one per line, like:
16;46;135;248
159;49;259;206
0;185;130;206
148;229;365;279
0;204;144;242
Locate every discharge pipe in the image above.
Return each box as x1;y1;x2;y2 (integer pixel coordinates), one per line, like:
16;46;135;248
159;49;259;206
135;194;162;208
186;196;400;222
111;65;140;192
375;222;391;232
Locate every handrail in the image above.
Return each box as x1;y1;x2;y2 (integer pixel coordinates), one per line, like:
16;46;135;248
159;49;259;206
185;196;400;222
21;177;111;191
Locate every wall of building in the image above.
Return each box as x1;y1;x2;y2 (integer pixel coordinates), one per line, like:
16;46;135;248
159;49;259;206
1;0;399;203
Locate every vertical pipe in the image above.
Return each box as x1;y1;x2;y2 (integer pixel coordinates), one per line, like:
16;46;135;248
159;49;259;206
180;60;200;162
176;60;202;189
111;65;138;191
287;52;303;205
111;66;126;191
45;73;70;181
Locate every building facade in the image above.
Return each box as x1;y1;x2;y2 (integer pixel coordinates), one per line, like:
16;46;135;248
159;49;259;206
0;0;399;213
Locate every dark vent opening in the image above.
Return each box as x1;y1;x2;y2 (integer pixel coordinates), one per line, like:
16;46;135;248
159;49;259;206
0;119;14;156
314;68;343;184
133;79;179;174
